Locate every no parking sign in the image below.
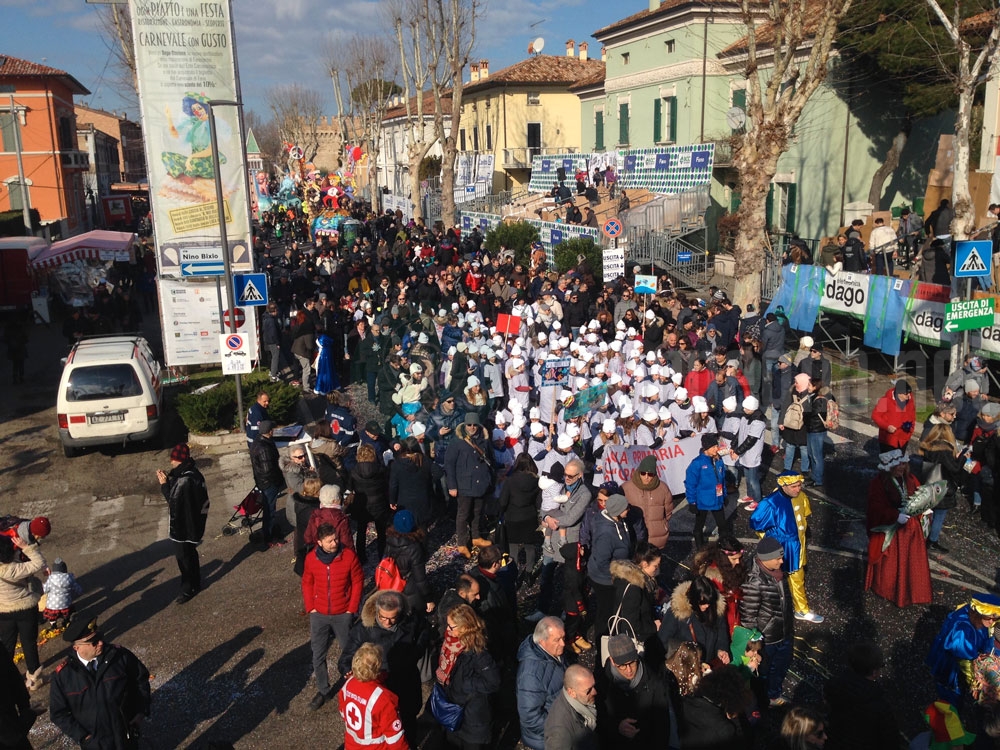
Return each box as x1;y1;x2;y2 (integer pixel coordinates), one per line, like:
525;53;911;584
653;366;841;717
220;333;251;374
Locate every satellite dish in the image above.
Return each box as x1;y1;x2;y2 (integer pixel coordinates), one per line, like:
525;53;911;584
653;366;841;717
725;106;747;130
528;37;545;55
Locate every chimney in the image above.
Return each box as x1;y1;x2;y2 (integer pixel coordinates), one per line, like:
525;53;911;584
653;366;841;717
601;46;607;62
648;0;660;10
471;62;480;83
566;39;575;57
579;42;588;61
479;59;488;78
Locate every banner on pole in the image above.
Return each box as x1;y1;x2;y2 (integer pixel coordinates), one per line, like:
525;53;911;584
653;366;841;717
540;358;571;387
601;439;701;496
129;0;253;278
603;246;625;280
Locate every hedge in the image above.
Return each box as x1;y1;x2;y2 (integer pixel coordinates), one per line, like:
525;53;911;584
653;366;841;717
175;371;300;434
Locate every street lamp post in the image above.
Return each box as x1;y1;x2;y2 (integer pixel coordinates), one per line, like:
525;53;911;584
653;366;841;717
205;99;244;424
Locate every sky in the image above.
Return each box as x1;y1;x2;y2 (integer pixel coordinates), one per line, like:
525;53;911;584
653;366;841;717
1;0;628;122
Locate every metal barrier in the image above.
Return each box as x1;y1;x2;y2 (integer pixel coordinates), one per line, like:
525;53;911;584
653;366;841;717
627;227;712;290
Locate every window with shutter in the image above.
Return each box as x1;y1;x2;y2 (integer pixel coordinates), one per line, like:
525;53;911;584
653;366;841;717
731;89;746;135
619;103;629;146
0;113;15;152
486;125;492;151
459;130;466;152
473;128;479;152
667;96;678;143
786;184;797;233
653;99;662;143
595;111;604;150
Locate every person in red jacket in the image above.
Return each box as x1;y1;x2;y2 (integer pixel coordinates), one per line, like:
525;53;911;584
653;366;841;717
302;522;364;711
872;380;916;453
339;642;409;750
685;356;714;398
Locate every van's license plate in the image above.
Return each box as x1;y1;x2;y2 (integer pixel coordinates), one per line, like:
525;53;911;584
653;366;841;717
90;412;125;424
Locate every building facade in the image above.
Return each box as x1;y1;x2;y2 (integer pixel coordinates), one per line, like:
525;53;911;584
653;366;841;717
74;104;146;184
0;54;90;237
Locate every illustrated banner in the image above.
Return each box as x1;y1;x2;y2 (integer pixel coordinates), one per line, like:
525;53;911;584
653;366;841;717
130;0;253;278
600;439;702;496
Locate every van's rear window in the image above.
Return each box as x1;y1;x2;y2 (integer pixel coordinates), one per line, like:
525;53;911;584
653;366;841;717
66;365;142;402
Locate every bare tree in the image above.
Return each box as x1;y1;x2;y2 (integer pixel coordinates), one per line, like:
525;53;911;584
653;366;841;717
729;0;853;307
422;0;481;227
266;85;323;166
329;35;399;210
94;4;138;107
920;1;1000;240
390;0;439;222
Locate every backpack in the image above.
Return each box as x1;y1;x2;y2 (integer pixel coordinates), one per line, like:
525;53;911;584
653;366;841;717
783;394;806;431
824;397;840;431
375;556;407;592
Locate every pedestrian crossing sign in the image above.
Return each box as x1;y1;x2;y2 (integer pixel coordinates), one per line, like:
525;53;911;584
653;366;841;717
955;240;993;278
234;273;269;307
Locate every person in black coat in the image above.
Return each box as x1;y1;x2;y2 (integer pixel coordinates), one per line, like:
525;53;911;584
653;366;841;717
596;634;672;749
739;538;794;705
437;604;502;750
350;443;391;562
658;576;730;670
49;618;151;750
388;439;436;529
469;545;518;668
679;665;751;750
385;510;432;614
0;640;34;750
156;443;209;604
609;543;663;663
444;415;495;558
249;420;285;543
498;454;543;578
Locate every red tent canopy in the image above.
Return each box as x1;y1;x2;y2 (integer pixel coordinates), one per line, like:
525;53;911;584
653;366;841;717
31;230;136;269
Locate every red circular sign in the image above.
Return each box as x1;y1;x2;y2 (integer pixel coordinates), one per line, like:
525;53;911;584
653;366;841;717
222;308;246;329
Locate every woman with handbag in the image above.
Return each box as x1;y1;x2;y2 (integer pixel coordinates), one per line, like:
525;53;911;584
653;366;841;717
434;604;501;750
608;543;664;664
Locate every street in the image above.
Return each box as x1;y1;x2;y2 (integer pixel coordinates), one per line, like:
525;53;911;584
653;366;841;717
3;316;1000;748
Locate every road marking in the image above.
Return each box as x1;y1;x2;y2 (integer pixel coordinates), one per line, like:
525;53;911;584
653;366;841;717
16;498;59;519
81;496;125;555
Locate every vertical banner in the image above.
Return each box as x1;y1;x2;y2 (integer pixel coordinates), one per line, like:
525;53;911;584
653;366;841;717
603;246;625;280
129;0;253;278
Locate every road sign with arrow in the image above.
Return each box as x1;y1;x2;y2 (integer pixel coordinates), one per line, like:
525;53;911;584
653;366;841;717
944;297;995;333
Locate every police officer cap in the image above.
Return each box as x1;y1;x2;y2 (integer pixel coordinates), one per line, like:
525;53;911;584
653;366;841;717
63;617;100;643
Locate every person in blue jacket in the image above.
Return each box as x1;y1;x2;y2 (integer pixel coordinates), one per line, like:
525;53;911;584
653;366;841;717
926;593;1000;705
685;433;731;548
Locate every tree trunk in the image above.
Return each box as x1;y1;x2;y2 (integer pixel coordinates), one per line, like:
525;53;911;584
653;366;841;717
951;85;975;241
440;137;457;227
867;127;909;209
407;142;431;222
731;149;780;311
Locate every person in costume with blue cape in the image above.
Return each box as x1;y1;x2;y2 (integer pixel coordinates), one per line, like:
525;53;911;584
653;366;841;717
313;334;340;395
927;593;1000;705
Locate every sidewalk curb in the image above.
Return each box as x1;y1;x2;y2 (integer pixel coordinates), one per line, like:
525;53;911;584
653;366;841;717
188;431;245;448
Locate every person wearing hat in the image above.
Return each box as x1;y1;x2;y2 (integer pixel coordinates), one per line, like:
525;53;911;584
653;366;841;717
969;400;1000;527
928;593;1000;706
684;434;732;549
623;456;673;549
944;355;990;405
49;617;151;748
872;379;917;454
588;494;635;644
739;537;795;706
768;354;796;455
864;449;932;607
156;443;209;604
384;509;432;615
732;396;767;507
595;632;672;746
444;413;496;558
253;422;294;550
798;344;832;387
750;471;823;623
0;525;46;692
42;557;83;629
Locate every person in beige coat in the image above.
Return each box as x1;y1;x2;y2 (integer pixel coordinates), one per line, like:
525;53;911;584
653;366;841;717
623;456;674;548
0;536;46;691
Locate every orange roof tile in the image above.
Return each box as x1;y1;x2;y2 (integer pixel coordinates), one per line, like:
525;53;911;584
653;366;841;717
384;89;452;121
960;9;999;35
0;53;89;94
594;0;761;38
463;55;605;94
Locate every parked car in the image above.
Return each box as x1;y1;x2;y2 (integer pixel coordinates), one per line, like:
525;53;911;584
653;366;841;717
57;335;163;457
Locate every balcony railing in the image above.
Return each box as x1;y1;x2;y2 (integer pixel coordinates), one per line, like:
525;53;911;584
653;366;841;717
501;146;578;169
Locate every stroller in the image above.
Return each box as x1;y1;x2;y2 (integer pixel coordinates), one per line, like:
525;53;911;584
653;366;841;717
222;486;264;536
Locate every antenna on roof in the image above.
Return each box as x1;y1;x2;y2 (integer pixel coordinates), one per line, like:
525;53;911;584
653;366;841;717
528;37;545;55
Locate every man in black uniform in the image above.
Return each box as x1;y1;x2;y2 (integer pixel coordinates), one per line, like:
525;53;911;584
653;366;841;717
49;618;151;749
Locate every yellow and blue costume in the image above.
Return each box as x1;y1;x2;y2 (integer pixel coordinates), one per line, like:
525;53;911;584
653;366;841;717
926;594;1000;705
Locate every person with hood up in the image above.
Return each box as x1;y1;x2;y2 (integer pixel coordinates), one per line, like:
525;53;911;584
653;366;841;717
658;575;731;670
685;434;731;549
385;510;433;614
588;493;634;642
750;471;824;624
157;442;209;604
871;379;916;454
623;455;674;548
444;413;496;559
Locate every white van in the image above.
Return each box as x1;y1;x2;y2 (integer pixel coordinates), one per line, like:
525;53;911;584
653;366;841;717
57;335;163;457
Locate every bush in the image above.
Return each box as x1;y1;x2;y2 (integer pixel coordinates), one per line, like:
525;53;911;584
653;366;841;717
554;237;603;282
484;221;539;268
175;372;300;434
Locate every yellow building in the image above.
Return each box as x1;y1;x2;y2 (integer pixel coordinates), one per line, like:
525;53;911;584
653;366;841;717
460;43;605;192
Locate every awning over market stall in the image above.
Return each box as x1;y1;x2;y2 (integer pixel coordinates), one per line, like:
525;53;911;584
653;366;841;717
31;230;137;270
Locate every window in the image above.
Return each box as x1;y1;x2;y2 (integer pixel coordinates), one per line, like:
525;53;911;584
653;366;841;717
618;103;629;146
6;179;26;211
459;129;466;152
65;364;142;402
485;125;492;151
621;52;630;66
766;182;797;233
731;88;747;135
595;110;604;150
654;96;677;143
665;39;676;53
473;127;479;152
0;113;14;152
58;116;74;150
527;92;541;106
